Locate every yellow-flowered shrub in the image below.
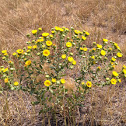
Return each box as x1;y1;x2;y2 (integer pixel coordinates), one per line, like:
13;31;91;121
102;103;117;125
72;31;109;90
0;27;125;124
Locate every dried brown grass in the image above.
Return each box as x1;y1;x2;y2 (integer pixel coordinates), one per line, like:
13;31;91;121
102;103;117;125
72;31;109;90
0;0;126;125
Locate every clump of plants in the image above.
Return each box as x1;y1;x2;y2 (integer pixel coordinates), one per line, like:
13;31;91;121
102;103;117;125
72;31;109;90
0;26;126;125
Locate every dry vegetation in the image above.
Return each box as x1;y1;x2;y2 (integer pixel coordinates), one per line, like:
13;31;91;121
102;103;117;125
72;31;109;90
0;0;126;125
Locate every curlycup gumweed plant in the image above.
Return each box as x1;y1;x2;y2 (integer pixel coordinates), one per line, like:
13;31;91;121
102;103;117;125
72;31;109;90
0;26;126;124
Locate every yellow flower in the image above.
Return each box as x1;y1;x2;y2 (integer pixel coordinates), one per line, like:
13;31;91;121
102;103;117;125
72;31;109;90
74;30;81;34
111;57;116;62
66;42;72;48
109;48;112;51
123;65;126;69
32;30;37;34
122;69;126;74
84;47;88;51
3;68;8;73
52;78;56;83
80;47;87;51
46;41;52;46
117;52;123;57
13;52;17;56
16;49;24;54
103;39;108;42
118;79;121;83
97;66;101;70
101;50;106;56
43;49;50;56
112;71;119;77
27;46;32;49
91;56;95;59
4;78;9;83
51;31;55;34
25;60;31;66
85;31;90;36
61;79;65;84
44;80;51;87
42;33;49;37
2;50;7;54
81;81;85;85
50;35;53;38
14;81;19;86
82;36;86;40
61;54;66;59
111;78;117;84
4;53;8;56
72;60;76;65
68;57;74;62
33;45;37;49
97;44;102;48
86;81;92;87
38;28;42;31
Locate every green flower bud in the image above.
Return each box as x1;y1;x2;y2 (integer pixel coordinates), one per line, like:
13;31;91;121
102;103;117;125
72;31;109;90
10;68;15;71
56;81;60;84
93;42;96;45
45;75;49;78
70;53;73;56
106;78;110;81
69;65;74;69
37;52;40;56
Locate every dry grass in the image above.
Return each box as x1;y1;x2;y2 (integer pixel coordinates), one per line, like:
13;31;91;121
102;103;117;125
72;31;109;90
0;0;126;125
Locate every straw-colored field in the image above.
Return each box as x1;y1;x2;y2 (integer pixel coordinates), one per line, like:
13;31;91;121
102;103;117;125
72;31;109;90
0;0;126;125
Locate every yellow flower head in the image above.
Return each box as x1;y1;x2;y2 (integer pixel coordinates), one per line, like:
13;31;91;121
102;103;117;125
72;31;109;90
74;30;81;34
3;68;8;73
33;45;37;49
86;81;92;87
81;81;85;85
117;52;123;57
27;46;32;49
72;60;76;65
4;53;8;56
85;32;90;36
103;39;108;42
51;31;55;34
52;78;56;83
112;71;119;77
101;50;106;56
25;60;31;66
97;66;101;70
122;69;126;74
111;78;117;84
66;42;72;48
14;81;19;86
91;56;95;59
38;28;42;31
123;65;126;69
4;78;9;83
42;33;49;37
61;54;66;59
32;30;37;34
44;80;51;87
2;50;7;54
46;41;52;46
83;47;88;52
68;57;74;62
118;79;121;83
61;79;65;84
13;52;17;56
16;49;24;54
43;49;50;56
111;57;116;62
82;36;86;40
97;44;102;49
